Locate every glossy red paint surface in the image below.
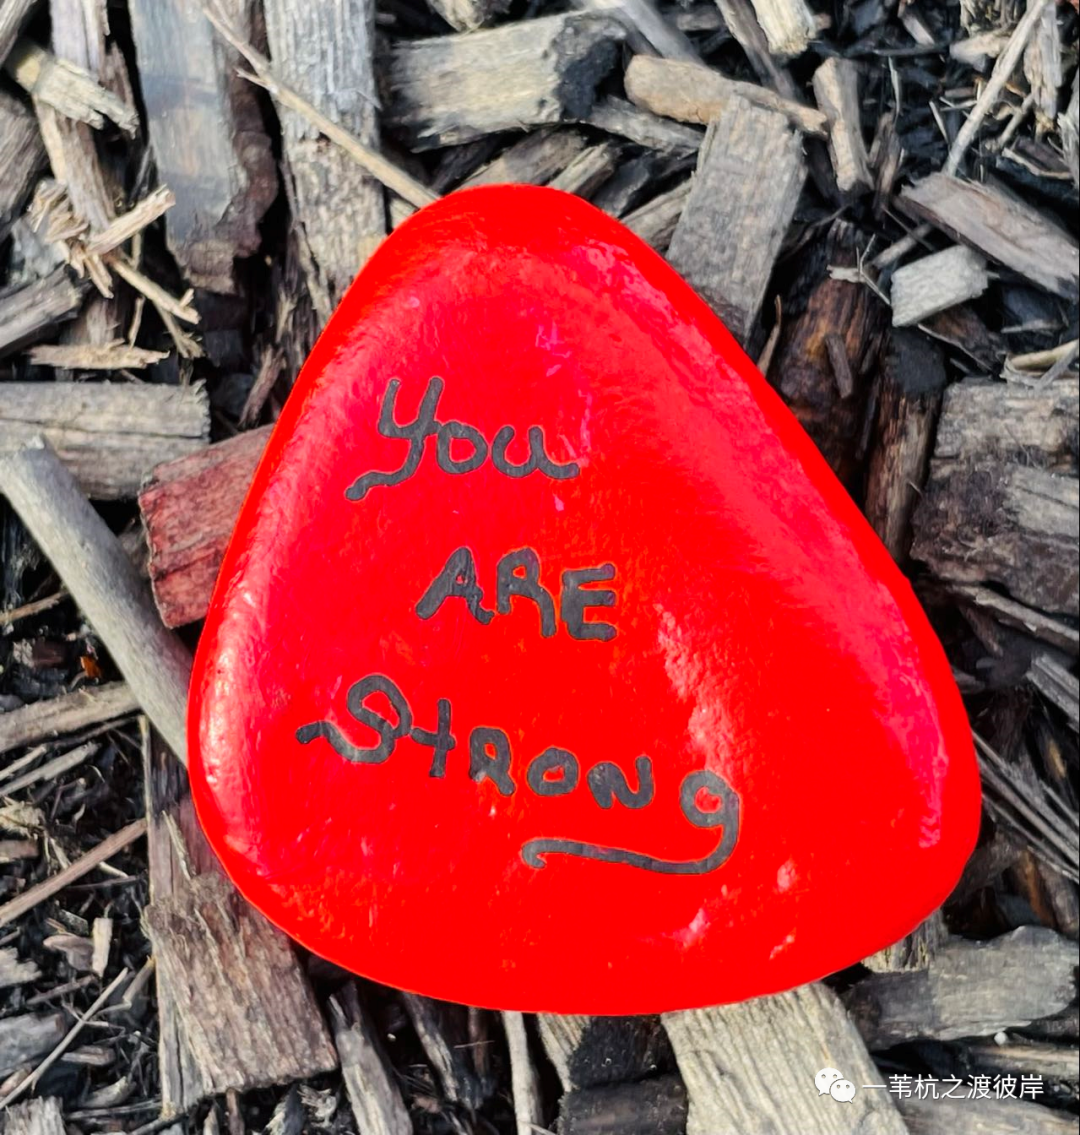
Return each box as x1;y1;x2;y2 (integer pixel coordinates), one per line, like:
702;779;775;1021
190;185;981;1014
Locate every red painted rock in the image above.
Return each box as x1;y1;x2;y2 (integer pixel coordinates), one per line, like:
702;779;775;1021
190;185;980;1014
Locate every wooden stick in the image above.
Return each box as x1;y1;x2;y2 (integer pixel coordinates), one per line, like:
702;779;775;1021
0;440;191;759
0;819;147;928
504;1011;544;1135
0;682;138;756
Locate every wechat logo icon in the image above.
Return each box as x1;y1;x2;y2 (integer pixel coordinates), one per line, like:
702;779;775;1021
816;1067;856;1103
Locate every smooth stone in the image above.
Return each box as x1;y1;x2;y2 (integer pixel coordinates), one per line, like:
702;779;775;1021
189;185;981;1014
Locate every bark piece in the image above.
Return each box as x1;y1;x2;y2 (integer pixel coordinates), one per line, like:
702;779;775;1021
1028;654;1079;732
0;682;138;757
955;586;1079;657
811;57;871;195
144;872;338;1099
0;91;44;234
0;947;39;988
460;128;588;189
1;382;209;500
586;95;703;157
663;984;908;1135
570;0;697;61
1023;0;1062;125
768;222;888;483
1061;73;1079;187
428;0;509;31
843;927;1077;1049
897;1095;1076;1135
911;378;1079;616
0;0;36;67
264;0;386;324
863;911;948;973
139;427;271;628
548;139;620;197
0;1013;68;1078
559;1075;687;1135
890;245;989;327
384;13;624;150
401;993;486;1110
538;1014;672;1092
747;0;816;56
0;269;84;357
901;173;1079;300
864;328;947;561
623;180;690;250
623;55;827;135
2;1097;66;1135
331;985;411;1135
0;442;191;759
127;0;276;292
667;95;804;345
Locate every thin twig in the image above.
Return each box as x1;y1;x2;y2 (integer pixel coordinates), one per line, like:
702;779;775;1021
199;0;437;211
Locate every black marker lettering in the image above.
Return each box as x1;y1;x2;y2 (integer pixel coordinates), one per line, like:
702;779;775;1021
588;757;654;809
496;548;556;637
346;377;442;500
526;747;579;796
437;420;488;475
296;673;410;764
416;546;494;625
412;697;457;778
561;565;617;642
490;425;579;480
469;727;516;796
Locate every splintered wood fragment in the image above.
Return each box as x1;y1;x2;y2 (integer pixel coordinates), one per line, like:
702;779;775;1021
0;946;40;988
863;911;947;973
401;994;486;1110
537;1014;672;1092
845;927;1077;1048
570;0;698;62
548;140;621;197
91;916;111;976
585;96;703;156
2;1097;67;1135
966;1040;1080;1083
27;342;169;369
0;741;98;796
4;38;137;133
956;586;1079;656
811;57;871;195
1022;0;1062;126
624;55;827;136
900;174;1079;300
0;442;191;757
559;1075;687;1135
427;0;509;31
890;245;988;327
83;187;175;257
0;0;36;67
0;820;146;928
622;180;690;250
128;0;276;292
1028;654;1080;732
139;428;271;628
0;91;45;234
1062;74;1079;186
663;984;908;1135
911;378;1079;616
264;0;387;323
0;682;138;757
144;872;338;1099
330;985;411;1135
864;328;947;561
0;268;84;357
896;1094;1076;1135
384;13;624;149
747;0;816;56
1;382;210;499
503;1012;543;1135
461;129;589;189
668;95;804;345
0;1014;67;1078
